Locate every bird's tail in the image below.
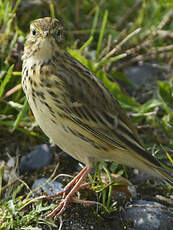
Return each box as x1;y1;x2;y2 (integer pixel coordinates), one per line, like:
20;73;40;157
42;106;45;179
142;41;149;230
151;166;173;187
134;152;173;187
131;150;173;187
109;145;173;187
129;146;173;187
115;148;173;187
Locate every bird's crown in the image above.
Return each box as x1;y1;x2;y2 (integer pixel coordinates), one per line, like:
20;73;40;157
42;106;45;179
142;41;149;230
30;17;64;38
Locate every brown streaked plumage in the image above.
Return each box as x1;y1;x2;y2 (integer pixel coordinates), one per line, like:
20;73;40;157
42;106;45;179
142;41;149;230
22;17;173;218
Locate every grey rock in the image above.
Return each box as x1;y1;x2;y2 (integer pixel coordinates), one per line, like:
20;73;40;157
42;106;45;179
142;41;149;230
32;178;63;196
124;63;172;87
20;144;53;173
123;200;173;230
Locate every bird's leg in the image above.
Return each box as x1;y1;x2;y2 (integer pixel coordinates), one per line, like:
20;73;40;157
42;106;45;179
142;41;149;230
45;166;89;199
46;166;91;218
62;166;89;197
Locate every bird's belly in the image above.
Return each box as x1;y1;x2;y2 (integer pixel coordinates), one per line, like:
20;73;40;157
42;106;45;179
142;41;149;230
28;94;107;166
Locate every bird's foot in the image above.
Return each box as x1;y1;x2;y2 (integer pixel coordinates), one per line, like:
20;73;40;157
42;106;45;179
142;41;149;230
46;166;91;218
46;194;71;218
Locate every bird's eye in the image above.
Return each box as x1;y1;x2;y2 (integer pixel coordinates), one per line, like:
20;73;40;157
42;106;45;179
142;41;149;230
32;28;37;36
57;29;61;37
55;29;63;43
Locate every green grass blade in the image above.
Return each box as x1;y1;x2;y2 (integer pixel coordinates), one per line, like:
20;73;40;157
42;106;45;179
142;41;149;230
96;10;108;60
166;151;173;165
0;64;14;97
49;2;55;18
80;36;93;51
12;0;21;14
8;31;18;56
10;98;28;132
90;6;99;37
103;165;112;209
0;161;4;197
96;53;127;69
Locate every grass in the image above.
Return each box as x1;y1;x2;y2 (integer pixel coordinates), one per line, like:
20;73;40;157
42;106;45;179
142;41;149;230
0;0;173;229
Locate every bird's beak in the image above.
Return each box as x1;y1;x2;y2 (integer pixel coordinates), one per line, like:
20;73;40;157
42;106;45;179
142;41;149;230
42;30;50;38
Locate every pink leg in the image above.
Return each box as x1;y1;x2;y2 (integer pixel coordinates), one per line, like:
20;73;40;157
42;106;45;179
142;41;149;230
46;166;91;218
45;166;89;199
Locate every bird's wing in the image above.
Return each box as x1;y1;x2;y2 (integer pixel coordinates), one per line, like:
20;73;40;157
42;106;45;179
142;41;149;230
50;53;160;166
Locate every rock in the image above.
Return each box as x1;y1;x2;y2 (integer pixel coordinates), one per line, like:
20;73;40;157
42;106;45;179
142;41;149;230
32;178;63;196
20;144;53;173
124;63;172;87
123;200;173;230
124;63;173;103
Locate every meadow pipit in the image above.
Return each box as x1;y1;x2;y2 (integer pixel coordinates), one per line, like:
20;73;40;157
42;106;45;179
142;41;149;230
22;17;173;218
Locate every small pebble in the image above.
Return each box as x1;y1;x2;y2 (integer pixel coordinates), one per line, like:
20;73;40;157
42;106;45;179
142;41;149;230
32;178;63;196
20;144;53;173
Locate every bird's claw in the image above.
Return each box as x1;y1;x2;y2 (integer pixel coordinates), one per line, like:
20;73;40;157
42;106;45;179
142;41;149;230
46;193;71;219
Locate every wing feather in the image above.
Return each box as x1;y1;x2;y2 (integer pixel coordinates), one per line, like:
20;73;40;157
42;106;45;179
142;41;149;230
49;52;161;167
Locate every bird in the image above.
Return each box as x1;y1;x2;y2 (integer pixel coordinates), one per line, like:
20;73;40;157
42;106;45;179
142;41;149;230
22;17;173;218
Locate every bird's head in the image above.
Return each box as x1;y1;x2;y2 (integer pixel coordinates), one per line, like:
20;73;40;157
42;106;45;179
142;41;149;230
23;17;65;60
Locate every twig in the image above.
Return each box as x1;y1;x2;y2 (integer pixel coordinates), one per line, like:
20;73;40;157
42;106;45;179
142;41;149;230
87;0;105;18
157;9;173;30
156;30;173;40
100;28;141;63
114;0;142;30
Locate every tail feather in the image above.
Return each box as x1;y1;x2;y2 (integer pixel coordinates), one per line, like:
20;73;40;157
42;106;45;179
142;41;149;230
135;155;173;187
152;167;173;187
130;149;173;187
109;148;173;187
